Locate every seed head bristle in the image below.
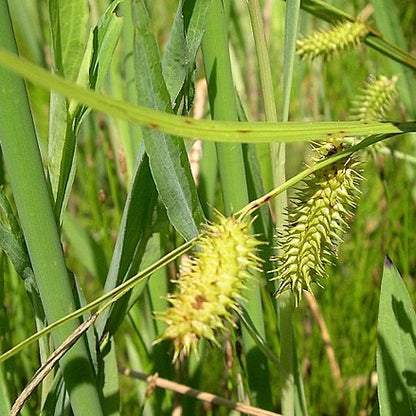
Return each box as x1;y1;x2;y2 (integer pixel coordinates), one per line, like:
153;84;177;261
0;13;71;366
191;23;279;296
156;213;262;361
297;20;369;61
272;140;361;305
350;75;398;122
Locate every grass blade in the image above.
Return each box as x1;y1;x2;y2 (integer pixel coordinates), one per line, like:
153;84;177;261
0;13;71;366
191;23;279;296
377;257;416;415
162;0;213;104
0;3;103;415
132;0;204;240
371;0;416;118
47;0;89;216
96;150;158;337
0;48;413;143
202;0;272;407
279;2;301;415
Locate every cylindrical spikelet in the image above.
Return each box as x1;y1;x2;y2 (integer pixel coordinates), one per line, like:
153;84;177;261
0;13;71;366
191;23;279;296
272;140;362;305
350;75;398;122
297;20;369;61
156;213;261;362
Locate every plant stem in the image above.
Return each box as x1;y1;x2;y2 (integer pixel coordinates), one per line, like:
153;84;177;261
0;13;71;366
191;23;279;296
247;0;277;200
247;0;278;122
279;2;300;413
202;0;272;407
0;3;103;415
279;293;295;415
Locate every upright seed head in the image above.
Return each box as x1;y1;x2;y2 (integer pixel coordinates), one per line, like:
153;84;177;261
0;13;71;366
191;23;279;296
297;20;369;61
350;75;398;122
272;140;362;305
155;213;262;361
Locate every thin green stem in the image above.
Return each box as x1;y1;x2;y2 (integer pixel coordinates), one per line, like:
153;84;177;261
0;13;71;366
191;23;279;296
0;238;195;363
279;292;295;415
0;134;381;367
246;0;278;218
238;134;385;219
247;0;278;123
202;0;273;407
202;0;272;406
279;2;300;413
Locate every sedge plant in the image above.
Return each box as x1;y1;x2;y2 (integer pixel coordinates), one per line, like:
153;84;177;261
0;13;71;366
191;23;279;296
0;1;416;416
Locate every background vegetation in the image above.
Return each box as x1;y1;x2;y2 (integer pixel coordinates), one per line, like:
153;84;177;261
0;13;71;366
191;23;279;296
0;0;415;415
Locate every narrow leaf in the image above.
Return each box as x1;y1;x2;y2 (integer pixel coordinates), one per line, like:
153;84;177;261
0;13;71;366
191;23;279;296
0;188;33;283
132;0;204;240
96;149;158;338
377;256;416;416
0;48;414;142
63;214;108;285
47;0;89;210
162;0;213;104
371;0;416;118
48;0;88;82
0;2;103;413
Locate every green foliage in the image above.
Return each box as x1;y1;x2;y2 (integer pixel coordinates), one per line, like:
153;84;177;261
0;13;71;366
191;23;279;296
0;0;415;415
377;257;416;415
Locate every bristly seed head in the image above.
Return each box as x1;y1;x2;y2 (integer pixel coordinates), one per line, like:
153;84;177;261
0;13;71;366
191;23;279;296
297;20;369;61
350;75;398;122
155;213;262;362
272;140;362;305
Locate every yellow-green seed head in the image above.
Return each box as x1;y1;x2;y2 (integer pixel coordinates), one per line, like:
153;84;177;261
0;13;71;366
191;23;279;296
272;140;362;304
156;214;261;362
297;20;369;61
350;75;398;121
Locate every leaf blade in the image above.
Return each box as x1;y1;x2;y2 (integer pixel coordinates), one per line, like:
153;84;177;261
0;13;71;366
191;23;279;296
0;48;414;142
377;257;416;416
132;0;204;240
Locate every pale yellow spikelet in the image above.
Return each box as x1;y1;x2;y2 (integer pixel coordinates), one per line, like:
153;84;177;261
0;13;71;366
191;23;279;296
156;213;262;361
297;20;369;61
350;75;398;122
272;140;362;305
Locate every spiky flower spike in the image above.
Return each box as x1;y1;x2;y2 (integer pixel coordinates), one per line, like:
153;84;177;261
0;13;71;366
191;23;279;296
297;20;369;61
350;75;398;122
273;140;362;304
156;214;262;362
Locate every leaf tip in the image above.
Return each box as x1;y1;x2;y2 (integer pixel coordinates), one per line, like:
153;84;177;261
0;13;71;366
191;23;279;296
384;255;393;268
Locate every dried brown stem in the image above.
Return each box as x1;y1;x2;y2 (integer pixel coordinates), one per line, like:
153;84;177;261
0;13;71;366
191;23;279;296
305;291;345;401
120;367;281;416
11;314;98;416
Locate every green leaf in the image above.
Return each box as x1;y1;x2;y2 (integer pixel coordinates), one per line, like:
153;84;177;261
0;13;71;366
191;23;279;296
63;214;109;285
0;2;103;413
47;0;88;208
72;0;123;119
239;307;281;368
100;340;120;416
0;364;11;415
0;47;415;142
0;188;33;283
49;0;88;81
162;0;213;104
49;1;123;221
90;2;123;91
377;256;416;416
41;373;68;416
371;0;416;118
132;0;204;240
96;150;158;338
